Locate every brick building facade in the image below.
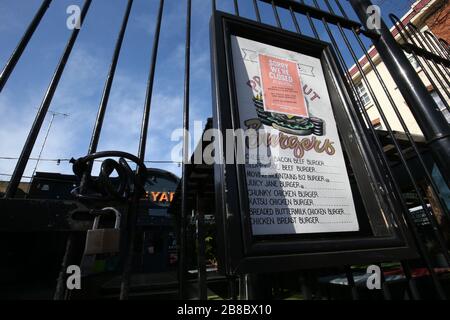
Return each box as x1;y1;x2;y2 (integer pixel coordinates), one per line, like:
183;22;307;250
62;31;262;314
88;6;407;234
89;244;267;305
425;0;450;42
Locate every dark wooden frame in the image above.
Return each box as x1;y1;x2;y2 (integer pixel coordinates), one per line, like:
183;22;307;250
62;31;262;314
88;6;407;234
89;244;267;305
210;11;417;275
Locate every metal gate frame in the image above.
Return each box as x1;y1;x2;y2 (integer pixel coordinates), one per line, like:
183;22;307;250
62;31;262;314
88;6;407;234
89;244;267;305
210;10;418;274
0;0;449;300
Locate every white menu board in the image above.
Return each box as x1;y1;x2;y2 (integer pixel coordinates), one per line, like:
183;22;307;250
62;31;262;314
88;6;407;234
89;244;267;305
231;35;360;236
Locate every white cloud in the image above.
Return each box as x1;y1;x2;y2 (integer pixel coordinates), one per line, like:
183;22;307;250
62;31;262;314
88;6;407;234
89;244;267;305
0;3;23;33
0;44;187;181
0;0;216;182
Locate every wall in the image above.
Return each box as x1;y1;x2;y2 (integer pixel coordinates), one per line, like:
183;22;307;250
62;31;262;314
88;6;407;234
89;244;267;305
425;0;450;42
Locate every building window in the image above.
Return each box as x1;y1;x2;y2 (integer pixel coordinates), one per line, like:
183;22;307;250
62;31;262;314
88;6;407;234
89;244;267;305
431;91;450;123
405;51;420;69
356;82;371;106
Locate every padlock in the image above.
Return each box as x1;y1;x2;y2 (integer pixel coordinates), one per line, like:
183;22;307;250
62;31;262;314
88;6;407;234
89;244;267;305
84;207;121;255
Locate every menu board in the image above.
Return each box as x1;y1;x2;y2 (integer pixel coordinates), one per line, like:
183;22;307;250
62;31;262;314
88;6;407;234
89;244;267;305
231;35;360;236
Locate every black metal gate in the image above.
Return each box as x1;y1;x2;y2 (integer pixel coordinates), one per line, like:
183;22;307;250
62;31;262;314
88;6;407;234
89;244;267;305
0;0;449;300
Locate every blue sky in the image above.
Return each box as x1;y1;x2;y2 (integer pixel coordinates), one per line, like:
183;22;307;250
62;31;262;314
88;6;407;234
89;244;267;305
0;0;415;181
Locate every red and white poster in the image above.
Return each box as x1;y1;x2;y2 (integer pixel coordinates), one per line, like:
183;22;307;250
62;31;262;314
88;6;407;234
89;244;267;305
258;54;308;118
231;35;360;236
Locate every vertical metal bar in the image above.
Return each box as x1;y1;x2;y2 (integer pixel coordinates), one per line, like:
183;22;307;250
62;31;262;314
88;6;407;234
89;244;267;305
86;0;133;157
180;0;192;300
120;0;165;300
196;194;207;300
334;0;348;19
30;112;56;180
407;25;450;94
302;3;366;144
4;0;92;199
234;0;240;16
239;275;249;300
0;0;52;93
271;0;282;29
351;29;450;221
301;0;320;39
349;0;450;189
228;276;238;299
335;4;450;265
253;0;262;23
337;15;450;225
325;2;448;299
425;32;450;60
345;50;450;305
423;32;450;80
438;39;450;57
410;34;450;92
323;0;334;14
300;273;312;300
311;0;322;11
417;28;450;79
378;264;392;300
335;18;450;267
345;267;359;300
390;15;449;112
401;261;421;300
53;234;73;300
389;14;413;45
246;274;270;299
338;5;450;229
289;5;301;34
137;0;164;162
212;0;216;12
81;0;133;192
313;2;448;299
408;24;450;90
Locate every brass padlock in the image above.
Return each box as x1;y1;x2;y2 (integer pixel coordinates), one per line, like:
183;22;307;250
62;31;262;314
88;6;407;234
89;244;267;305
84;207;121;255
